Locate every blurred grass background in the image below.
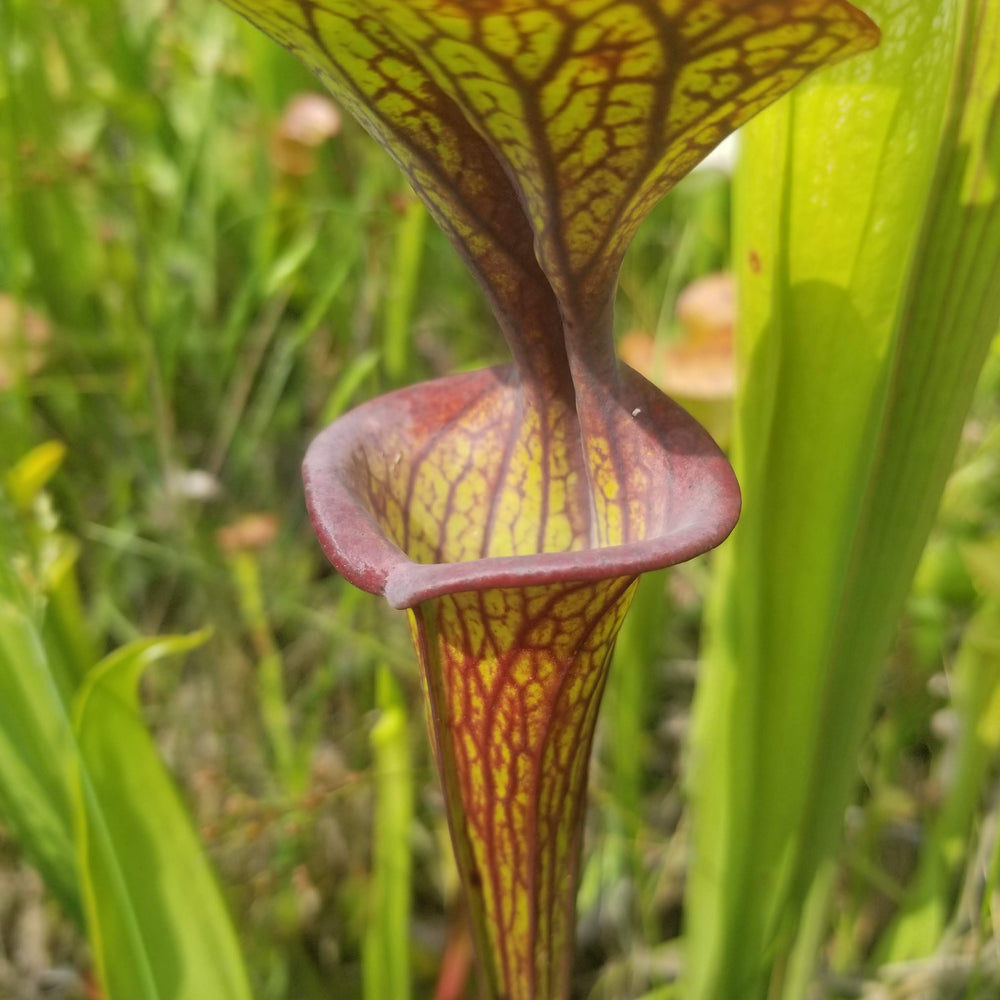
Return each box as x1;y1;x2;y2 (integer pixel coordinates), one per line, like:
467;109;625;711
0;1;997;998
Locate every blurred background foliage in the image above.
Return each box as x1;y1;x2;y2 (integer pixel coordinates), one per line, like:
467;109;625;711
0;0;996;999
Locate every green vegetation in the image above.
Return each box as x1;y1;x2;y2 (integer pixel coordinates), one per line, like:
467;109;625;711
689;3;1000;999
0;1;997;999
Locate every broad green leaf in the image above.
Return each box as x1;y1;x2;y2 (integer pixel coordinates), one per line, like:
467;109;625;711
687;1;1000;997
72;630;254;1000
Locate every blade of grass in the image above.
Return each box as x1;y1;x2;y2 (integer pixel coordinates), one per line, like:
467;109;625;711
225;546;301;793
0;598;82;922
321;348;382;424
0;0;96;323
880;547;1000;960
364;666;413;1000
382;197;428;385
243;227;360;445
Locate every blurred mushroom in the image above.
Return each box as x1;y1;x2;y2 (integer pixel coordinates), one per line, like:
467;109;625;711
271;92;342;177
215;512;279;553
291;864;322;926
0;295;51;390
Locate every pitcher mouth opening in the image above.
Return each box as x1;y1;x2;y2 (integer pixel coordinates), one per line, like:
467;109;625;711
303;363;741;610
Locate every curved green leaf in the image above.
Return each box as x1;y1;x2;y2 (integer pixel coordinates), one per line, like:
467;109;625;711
72;630;254;1000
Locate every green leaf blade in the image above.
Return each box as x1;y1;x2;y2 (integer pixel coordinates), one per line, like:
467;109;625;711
0;599;82;922
72;631;254;1000
687;1;1000;997
363;667;414;1000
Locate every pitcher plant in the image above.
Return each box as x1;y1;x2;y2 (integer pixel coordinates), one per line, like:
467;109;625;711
220;2;879;997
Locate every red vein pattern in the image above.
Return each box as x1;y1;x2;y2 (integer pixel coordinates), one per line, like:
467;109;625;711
304;363;742;999
233;1;882;996
411;577;636;1000
225;0;878;370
